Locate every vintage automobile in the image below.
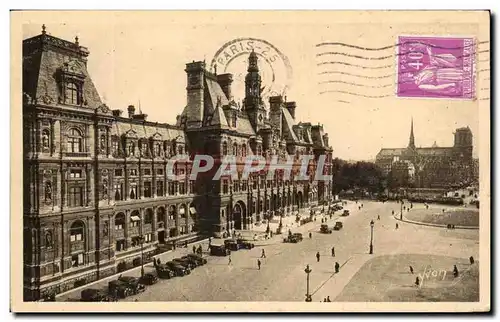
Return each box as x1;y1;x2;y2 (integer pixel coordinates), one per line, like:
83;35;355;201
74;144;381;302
342;210;350;216
117;275;146;295
81;288;109;302
165;261;191;276
320;224;333;234
210;244;231;256
236;238;255;249
283;233;303;243
224;239;242;251
334;221;344;231
155;263;175;279
185;253;208;266
108;280;136;299
139;272;159;285
172;258;196;270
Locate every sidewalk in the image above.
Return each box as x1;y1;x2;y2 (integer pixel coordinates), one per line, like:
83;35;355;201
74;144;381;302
393;212;479;230
56;237;210;302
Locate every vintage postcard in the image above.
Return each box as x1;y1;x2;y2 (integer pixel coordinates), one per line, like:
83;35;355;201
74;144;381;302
10;10;490;312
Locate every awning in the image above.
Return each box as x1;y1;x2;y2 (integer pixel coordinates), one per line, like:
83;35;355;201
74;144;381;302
179;208;185;215
131;215;141;221
190;207;197;214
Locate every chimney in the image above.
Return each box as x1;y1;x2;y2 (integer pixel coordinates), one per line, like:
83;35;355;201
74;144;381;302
127;105;135;118
185;61;205;128
216;73;233;99
285;101;296;119
112;109;123;117
323;133;329;147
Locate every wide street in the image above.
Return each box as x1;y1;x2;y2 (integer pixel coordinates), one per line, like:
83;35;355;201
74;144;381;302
58;200;479;302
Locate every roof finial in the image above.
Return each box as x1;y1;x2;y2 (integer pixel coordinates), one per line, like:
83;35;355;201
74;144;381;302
138;99;142;114
75;35;79;46
42;24;46;35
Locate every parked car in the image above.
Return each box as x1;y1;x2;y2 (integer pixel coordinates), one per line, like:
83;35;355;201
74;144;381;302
210;244;231;256
139;273;159;285
117;275;146;295
180;255;203;268
155;264;175;279
224;239;242;251
172;257;196;270
320;224;333;234
185;253;207;266
165;261;191;276
342;210;350;216
236;238;255;249
108;280;135;299
333;221;344;230
81;288;109;302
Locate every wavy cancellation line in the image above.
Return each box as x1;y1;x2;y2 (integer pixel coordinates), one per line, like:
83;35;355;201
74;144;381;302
318;79;420;88
317;68;491;79
315;40;489;51
316;49;489;61
317;61;394;69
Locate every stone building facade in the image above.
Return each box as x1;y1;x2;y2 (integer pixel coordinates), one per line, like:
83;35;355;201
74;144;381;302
22;28;333;300
375;119;476;188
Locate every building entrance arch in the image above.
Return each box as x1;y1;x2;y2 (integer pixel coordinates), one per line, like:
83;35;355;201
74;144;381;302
233;201;247;230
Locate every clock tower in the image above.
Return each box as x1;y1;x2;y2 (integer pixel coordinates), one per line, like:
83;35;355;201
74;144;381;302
244;50;266;131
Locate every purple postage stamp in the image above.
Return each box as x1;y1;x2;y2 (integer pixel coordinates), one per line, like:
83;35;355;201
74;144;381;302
397;36;476;99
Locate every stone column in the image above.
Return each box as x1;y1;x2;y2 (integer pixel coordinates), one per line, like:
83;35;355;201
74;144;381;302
124;210;131;249
151;206;157;242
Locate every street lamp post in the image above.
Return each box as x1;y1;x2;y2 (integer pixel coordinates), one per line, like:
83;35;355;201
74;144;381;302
369;220;374;255
400;200;404;220
139;235;145;277
304;264;312;302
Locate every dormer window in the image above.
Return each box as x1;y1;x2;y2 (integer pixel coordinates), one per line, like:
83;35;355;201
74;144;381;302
65;82;81;105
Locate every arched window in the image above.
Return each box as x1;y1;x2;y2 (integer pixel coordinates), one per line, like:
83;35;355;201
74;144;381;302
115;213;125;230
67;128;83;153
70;220;84;242
222;142;228;155
65;82;80;105
232;143;238;156
145;209;153;224
42;129;50;149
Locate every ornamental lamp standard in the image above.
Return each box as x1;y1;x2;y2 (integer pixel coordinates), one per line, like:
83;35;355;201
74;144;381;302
138;235;145;277
304;264;312;302
369;220;375;255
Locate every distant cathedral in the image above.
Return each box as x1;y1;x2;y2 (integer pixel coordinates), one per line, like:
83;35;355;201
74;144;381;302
375;119;477;189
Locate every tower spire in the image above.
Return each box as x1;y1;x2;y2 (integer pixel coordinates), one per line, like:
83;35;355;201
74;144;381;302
408;117;415;149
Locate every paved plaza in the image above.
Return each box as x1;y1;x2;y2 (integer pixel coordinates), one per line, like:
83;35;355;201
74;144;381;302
57;200;479;302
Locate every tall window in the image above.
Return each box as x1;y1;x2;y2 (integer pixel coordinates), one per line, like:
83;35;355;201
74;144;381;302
129;184;138;199
70;221;84;243
114;182;124;201
65;82;80;105
222;142;228;155
154;143;161;157
67;128;83;153
179;181;186;195
115;213;125;230
222;180;229;194
144;181;152;198
111;137;119;155
68;186;83;207
241;144;247;157
232;143;238;156
127;141;135;156
156;181;164;196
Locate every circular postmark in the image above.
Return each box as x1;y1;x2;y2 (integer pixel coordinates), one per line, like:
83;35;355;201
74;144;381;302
210;38;293;102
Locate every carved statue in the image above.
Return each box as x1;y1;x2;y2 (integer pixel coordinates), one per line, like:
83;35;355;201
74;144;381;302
45;232;53;247
45;181;52;203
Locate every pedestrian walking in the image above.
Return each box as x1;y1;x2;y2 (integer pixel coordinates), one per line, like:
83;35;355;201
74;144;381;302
228;256;232;265
392;210;394;215
415;276;420;287
409;266;414;274
261;249;266;258
316;252;320;262
193;245;197;254
326;296;331;302
309;232;312;239
323;297;327;302
453;265;459;277
331;247;335;257
396;223;399;229
377;214;380;220
335;261;340;273
470;256;475;264
257;259;261;270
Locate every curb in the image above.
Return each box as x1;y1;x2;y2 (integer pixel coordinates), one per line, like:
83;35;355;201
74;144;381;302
393;214;479;230
55;237;209;300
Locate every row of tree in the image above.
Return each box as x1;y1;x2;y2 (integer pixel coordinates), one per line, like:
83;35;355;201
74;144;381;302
331;158;387;195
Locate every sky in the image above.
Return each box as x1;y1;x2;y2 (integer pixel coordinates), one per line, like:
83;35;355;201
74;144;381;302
20;11;487;160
